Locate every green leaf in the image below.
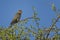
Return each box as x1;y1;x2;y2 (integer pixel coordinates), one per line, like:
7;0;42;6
52;3;56;11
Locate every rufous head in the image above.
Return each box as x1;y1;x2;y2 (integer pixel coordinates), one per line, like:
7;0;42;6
18;10;22;13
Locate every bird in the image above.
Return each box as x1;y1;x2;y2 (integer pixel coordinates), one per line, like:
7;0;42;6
9;10;22;27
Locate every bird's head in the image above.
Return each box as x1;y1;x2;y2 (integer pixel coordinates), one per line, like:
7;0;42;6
18;10;22;14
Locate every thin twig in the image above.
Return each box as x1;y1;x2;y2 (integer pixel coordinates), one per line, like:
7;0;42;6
46;16;60;38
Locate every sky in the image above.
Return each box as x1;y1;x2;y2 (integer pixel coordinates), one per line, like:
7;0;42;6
0;0;60;40
0;0;60;28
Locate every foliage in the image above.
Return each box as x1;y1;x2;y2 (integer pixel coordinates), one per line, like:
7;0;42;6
0;3;60;40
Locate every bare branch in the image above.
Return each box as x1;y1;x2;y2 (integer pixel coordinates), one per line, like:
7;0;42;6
46;15;60;38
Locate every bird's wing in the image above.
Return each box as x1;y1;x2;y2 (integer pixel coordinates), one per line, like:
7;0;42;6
10;14;18;24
